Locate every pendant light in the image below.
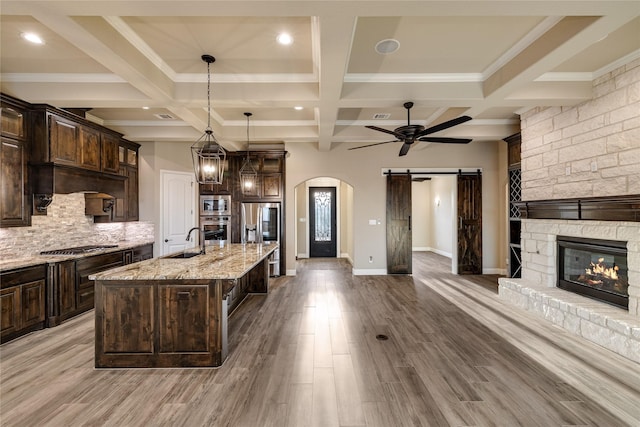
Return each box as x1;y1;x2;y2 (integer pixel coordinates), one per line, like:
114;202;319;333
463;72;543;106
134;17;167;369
191;54;226;185
239;112;258;194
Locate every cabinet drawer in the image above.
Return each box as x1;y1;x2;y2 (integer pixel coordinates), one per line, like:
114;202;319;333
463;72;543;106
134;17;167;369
1;265;46;289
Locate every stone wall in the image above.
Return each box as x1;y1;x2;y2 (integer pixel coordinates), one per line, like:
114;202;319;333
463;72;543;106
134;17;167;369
520;58;640;201
0;193;154;258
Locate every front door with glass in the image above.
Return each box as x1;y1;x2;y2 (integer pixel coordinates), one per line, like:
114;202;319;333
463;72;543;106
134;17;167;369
309;187;337;257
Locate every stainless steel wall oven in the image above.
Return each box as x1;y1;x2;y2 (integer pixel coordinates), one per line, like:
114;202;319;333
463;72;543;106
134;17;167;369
201;215;230;244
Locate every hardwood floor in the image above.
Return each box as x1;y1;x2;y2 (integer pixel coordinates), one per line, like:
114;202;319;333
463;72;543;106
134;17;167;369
1;252;639;426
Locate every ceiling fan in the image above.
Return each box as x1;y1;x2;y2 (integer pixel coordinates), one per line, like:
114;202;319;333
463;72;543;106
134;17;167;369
349;102;472;156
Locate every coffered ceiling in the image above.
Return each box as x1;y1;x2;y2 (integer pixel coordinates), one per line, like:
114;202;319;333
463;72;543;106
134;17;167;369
1;1;639;153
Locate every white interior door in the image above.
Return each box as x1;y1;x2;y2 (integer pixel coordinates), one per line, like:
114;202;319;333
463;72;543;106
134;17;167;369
161;170;196;255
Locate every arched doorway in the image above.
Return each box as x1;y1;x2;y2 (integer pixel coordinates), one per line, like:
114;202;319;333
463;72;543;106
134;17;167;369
294;177;354;263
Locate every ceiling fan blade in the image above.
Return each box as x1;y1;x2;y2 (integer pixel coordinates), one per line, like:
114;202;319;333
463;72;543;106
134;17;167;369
399;143;412;156
417;137;472;144
349;139;399;150
417;115;472;138
366;125;402;138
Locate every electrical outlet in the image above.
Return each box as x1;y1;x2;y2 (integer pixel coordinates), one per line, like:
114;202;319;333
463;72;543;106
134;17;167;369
565;166;571;176
591;161;598;172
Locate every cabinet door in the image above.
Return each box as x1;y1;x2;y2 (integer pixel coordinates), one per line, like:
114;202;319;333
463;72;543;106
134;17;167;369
0;104;25;140
57;261;77;317
21;280;45;328
49;115;80;166
101;134;120;174
0;286;21;338
158;285;210;352
79;126;101;171
126;167;139;220
262;174;282;198
0;137;29;227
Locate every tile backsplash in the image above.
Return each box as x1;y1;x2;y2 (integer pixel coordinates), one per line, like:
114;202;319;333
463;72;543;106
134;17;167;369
0;193;154;258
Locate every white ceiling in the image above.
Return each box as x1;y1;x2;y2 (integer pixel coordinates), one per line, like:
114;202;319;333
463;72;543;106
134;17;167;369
2;1;639;155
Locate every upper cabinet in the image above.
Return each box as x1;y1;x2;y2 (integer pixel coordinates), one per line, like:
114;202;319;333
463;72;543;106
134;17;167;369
0;94;141;225
0;95;31;227
112;141;139;222
101;133;120;174
201;151;286;201
32;106;124;175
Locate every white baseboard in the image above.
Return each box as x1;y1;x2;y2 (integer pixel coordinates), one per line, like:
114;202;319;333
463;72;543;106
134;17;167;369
429;248;452;258
286;269;297;276
352;268;387;275
412;247;430;252
297;253;308;259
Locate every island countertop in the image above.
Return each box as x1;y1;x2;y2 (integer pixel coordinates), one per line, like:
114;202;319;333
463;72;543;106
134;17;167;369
90;243;278;281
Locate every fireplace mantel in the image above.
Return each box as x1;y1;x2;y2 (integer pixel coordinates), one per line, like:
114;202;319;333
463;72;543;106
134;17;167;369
515;195;640;222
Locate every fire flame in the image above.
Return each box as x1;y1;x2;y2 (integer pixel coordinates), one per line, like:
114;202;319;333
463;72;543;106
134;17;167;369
585;258;619;280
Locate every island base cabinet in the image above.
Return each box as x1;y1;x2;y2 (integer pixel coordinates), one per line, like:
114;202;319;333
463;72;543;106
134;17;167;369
95;279;224;368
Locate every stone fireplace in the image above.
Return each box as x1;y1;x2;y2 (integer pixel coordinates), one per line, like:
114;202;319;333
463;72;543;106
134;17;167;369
498;58;640;363
499;214;640;363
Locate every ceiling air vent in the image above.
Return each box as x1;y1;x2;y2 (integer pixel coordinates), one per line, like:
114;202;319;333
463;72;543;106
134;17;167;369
373;113;391;120
154;113;175;120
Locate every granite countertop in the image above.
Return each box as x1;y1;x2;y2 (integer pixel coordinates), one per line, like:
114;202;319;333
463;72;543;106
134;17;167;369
90;243;278;281
0;240;155;273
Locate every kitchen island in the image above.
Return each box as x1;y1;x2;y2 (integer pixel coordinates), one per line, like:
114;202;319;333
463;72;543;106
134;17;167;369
91;243;277;368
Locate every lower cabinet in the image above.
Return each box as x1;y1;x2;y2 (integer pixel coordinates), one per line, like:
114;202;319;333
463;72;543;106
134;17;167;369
0;265;46;343
47;243;154;328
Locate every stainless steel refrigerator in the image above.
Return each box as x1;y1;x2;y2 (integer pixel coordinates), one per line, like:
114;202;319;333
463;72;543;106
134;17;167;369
241;202;280;276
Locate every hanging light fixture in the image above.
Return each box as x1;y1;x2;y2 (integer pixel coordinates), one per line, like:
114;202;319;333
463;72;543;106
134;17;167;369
191;54;226;184
239;112;258;194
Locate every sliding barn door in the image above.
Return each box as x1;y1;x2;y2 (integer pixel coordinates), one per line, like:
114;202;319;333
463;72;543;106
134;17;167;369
387;173;412;274
457;173;482;274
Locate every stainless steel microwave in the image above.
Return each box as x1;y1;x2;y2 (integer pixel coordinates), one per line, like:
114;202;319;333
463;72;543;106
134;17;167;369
200;195;231;216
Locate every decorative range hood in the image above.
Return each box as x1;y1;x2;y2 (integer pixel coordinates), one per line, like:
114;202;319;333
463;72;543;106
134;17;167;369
32;163;125;196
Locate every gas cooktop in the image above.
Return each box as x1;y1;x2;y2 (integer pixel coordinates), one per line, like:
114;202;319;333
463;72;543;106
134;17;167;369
40;244;118;256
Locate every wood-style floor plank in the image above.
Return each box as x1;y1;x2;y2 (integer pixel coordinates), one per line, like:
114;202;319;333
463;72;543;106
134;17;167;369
1;253;637;426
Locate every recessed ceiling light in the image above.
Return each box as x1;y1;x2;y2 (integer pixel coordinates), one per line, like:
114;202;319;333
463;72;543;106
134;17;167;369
277;32;293;45
294;106;303;110
21;32;44;45
375;38;400;55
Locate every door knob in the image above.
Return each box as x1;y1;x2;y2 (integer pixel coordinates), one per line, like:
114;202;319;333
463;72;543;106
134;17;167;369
164;239;170;242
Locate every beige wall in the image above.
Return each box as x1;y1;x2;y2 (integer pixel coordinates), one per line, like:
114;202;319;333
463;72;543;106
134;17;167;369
411;180;431;250
284;139;506;274
138;141;196;255
135;133;507;275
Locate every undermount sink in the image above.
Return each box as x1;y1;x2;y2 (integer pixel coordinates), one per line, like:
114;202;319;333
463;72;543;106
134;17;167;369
165;252;202;259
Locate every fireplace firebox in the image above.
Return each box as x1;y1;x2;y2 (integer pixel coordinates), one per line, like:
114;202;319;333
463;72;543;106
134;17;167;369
557;236;629;309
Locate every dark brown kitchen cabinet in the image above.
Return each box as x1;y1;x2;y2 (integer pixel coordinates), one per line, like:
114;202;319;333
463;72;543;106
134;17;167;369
76;252;125;311
101;134;120;174
0;101;25;140
78;125;101;171
1;137;30;227
47;244;153;328
1;96;31;228
114;142;139;222
51;260;78;324
49;115;80;166
159;285;210;353
1;264;46;343
48;115;110;173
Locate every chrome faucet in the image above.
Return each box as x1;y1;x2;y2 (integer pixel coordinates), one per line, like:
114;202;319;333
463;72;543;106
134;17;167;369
186;227;206;254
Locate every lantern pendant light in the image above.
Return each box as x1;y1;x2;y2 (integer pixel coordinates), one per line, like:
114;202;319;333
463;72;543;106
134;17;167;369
239;112;258;194
191;54;226;185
